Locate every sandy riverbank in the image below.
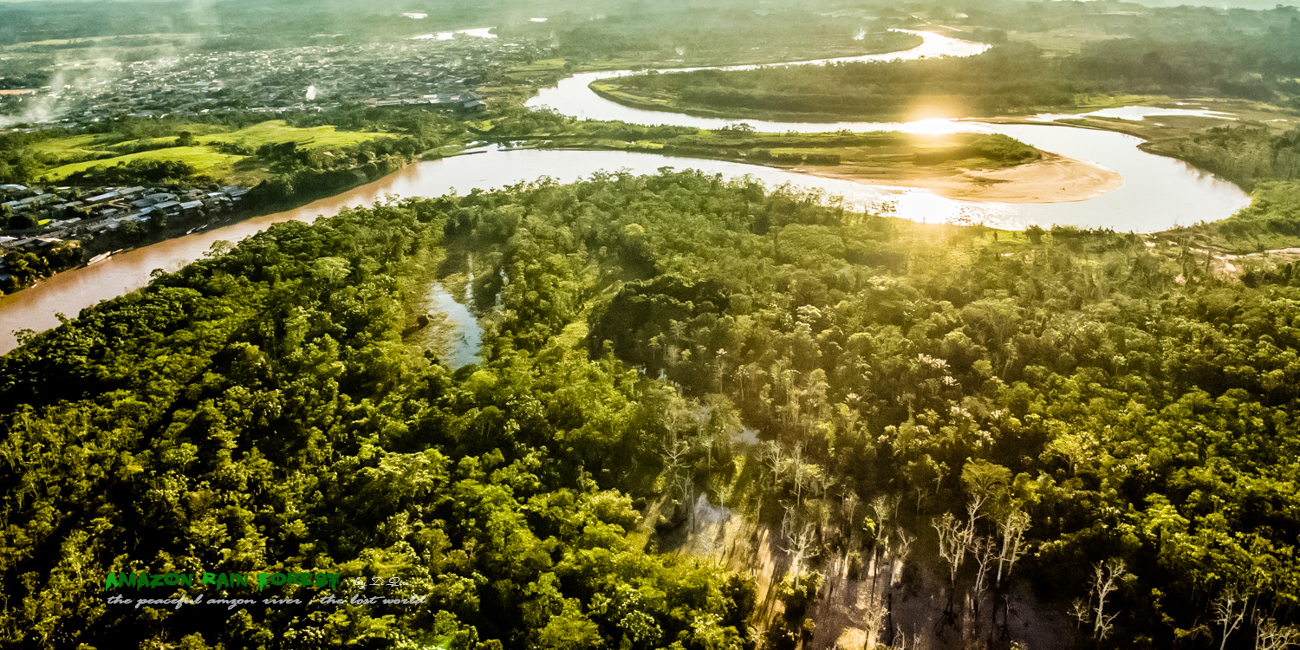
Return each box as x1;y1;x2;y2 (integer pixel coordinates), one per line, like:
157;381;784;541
792;153;1124;204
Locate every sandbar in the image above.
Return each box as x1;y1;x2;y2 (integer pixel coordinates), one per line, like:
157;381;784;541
791;153;1123;204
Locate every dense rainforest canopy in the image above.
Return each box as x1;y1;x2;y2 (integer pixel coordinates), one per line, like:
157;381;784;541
2;171;1299;648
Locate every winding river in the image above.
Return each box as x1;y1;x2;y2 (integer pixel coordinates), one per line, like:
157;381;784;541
0;30;1254;354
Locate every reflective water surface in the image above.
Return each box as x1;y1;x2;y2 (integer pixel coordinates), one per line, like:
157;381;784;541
525;33;1250;234
0;31;1254;353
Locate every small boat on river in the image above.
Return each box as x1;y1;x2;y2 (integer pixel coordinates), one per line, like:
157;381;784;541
86;250;119;265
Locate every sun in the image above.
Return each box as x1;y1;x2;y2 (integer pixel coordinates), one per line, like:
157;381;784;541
899;118;969;135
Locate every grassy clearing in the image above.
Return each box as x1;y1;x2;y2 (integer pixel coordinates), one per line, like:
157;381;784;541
42;147;244;180
201;120;381;151
553;320;590;349
501;58;567;79
28;134;115;165
28;123;225;167
32;120;392;183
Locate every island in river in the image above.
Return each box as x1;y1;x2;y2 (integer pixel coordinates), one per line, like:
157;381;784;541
546;128;1123;204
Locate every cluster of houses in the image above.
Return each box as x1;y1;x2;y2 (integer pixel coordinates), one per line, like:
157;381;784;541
0;183;248;250
0;235;75;290
365;90;486;111
0;35;535;128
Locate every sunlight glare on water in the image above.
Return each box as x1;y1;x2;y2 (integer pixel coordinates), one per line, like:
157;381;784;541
525;30;1249;233
0;28;1255;354
897;118;970;135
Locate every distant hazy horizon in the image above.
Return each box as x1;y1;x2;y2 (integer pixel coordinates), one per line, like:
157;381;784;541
0;0;1295;7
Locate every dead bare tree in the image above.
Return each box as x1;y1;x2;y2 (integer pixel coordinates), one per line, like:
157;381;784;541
862;592;889;650
676;473;696;532
761;440;786;484
995;508;1031;587
869;496;893;541
781;500;797;542
963;498;983;550
970;535;997;599
894;624;910;650
1254;615;1300;650
869;495;900;547
1089;558;1128;641
1069;598;1091;630
842;490;861;525
933;512;969;586
790;442;809;505
661;437;690;481
841;490;861;550
781;524;819;589
891;528;915;587
868;495;895;595
912;484;931;516
1215;584;1251;650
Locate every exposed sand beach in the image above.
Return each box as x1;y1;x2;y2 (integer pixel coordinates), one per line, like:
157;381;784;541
792;152;1124;204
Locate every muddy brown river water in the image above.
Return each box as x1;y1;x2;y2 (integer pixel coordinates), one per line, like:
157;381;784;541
0;30;1253;354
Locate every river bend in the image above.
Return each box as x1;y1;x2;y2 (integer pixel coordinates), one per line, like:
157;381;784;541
0;30;1252;353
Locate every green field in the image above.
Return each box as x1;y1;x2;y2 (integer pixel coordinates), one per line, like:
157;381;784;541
36;120;391;182
200;120;381;151
27;134;114;165
43;147;245;181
